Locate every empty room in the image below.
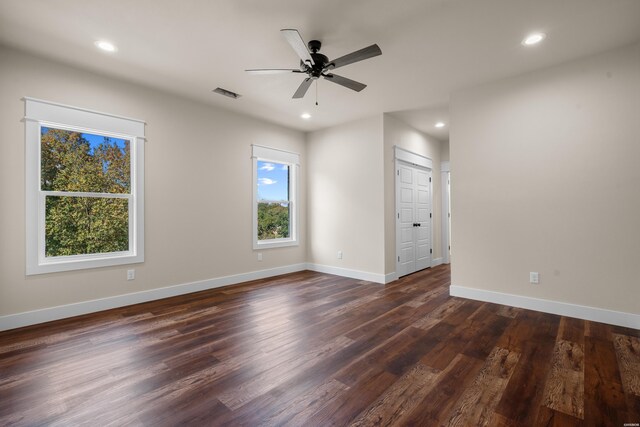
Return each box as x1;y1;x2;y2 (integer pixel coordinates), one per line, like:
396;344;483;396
0;0;639;425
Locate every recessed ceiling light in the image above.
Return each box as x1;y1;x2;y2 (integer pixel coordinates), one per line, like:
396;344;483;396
95;40;117;52
435;122;445;128
301;113;311;119
522;32;546;46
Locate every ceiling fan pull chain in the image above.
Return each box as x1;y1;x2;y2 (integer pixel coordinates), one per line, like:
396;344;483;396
315;80;319;106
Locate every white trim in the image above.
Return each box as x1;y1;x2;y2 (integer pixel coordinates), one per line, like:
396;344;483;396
23;96;146;123
252;145;299;250
0;263;307;331
41;190;131;199
394;146;433;169
441;161;450;172
432;257;443;267
25;99;145;275
306;263;387;284
385;272;399;284
251;144;300;165
441;163;450;265
24;97;145;137
449;285;640;329
254;237;298;250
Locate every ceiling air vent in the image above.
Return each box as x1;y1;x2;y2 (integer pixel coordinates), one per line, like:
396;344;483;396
212;87;241;99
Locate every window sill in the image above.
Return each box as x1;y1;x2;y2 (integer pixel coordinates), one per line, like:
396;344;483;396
253;239;299;250
27;253;144;275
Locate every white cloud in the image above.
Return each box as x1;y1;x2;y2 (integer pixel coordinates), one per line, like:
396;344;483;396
258;178;277;185
281;164;289;171
259;163;275;171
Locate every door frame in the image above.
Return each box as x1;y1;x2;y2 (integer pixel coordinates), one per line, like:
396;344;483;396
441;161;450;264
394;146;433;277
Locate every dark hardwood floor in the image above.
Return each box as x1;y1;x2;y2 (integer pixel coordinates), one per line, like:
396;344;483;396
1;265;639;426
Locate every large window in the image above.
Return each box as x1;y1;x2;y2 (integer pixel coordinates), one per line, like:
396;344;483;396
252;145;299;249
25;98;145;274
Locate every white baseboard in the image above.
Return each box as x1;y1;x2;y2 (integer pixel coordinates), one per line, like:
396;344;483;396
306;263;387;284
432;257;443;267
450;285;640;330
384;272;399;284
0;263;307;332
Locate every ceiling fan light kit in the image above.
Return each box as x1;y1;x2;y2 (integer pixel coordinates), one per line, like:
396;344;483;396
246;29;382;100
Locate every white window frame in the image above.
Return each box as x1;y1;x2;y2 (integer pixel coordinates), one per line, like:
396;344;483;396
24;97;145;275
252;144;299;249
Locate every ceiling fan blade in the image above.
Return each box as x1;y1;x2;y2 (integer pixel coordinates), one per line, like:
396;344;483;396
281;29;315;65
293;78;314;99
326;44;382;70
323;74;367;92
245;69;303;75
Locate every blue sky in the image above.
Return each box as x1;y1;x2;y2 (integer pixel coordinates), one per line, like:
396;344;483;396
41;127;128;153
257;161;289;201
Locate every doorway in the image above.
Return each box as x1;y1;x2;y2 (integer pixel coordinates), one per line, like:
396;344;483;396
396;158;432;277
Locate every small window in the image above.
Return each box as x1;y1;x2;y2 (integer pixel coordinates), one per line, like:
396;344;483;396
252;145;299;249
25;98;145;274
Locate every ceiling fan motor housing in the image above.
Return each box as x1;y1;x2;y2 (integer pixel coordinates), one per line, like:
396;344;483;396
308;39;322;53
306;40;330;77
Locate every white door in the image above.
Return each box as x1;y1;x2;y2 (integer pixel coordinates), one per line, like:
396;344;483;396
397;161;432;277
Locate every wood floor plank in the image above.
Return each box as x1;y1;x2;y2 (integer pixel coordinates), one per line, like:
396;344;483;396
216;335;354;410
307;368;397;426
612;333;640;425
558;316;586;345
399;353;484;425
613;333;640;396
348;363;440;427
333;321;454;387
534;406;585;427
411;297;466;330
0;264;637;426
542;339;585;418
496;305;522;319
446;346;520;426
584;336;630;426
420;304;509;371
493;311;560;424
258;378;350;426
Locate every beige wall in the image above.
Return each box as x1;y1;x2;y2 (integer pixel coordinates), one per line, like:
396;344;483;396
0;46;306;316
307;114;446;279
441;140;450;162
383;114;443;274
306;115;385;275
450;42;640;314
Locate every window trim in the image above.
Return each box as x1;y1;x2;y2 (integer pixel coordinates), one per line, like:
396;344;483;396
24;97;145;275
251;144;299;250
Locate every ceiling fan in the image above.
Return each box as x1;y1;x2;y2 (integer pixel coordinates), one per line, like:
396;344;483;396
246;29;382;99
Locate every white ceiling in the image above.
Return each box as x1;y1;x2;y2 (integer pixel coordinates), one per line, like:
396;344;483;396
1;0;639;139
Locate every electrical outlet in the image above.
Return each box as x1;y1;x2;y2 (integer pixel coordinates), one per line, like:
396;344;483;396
127;269;135;281
337;250;343;260
529;272;539;284
257;252;263;261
